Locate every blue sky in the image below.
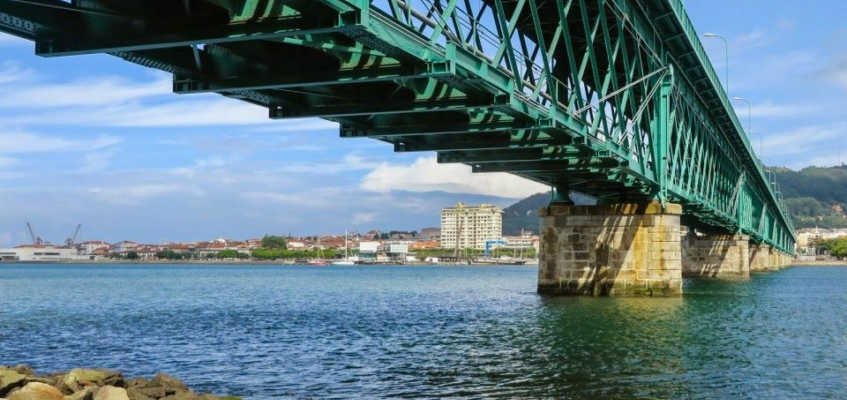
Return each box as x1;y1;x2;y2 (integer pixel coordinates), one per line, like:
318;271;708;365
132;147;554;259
0;1;844;245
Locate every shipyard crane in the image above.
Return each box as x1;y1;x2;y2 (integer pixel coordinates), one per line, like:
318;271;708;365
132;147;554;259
65;224;82;248
26;222;43;246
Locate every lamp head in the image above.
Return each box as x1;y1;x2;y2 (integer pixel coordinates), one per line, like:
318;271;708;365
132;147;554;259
704;33;716;37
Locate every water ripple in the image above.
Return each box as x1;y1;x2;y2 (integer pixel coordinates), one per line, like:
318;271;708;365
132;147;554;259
1;264;845;399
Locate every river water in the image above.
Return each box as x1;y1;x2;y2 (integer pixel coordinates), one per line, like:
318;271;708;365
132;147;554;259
0;264;845;399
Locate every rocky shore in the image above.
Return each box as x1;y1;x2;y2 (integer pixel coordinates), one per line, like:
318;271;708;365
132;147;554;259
0;366;241;400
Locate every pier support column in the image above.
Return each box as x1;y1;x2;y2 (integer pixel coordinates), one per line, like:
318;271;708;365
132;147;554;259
768;247;780;270
749;243;771;272
537;202;682;296
681;233;750;278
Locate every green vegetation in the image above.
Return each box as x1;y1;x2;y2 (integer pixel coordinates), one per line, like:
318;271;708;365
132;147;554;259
126;251;139;260
774;165;847;228
156;249;191;260
818;237;847;259
251;248;339;260
261;235;287;249
216;249;249;259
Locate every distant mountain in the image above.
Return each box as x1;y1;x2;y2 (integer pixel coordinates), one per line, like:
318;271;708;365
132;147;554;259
774;165;847;229
502;192;594;235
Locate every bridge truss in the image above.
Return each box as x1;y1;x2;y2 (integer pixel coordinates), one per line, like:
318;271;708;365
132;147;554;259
0;0;794;252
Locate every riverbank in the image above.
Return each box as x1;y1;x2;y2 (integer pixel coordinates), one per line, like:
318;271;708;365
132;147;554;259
0;259;538;266
0;366;241;400
792;259;847;266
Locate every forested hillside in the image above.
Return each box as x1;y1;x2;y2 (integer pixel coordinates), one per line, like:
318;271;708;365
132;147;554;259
774;165;847;228
502;192;594;235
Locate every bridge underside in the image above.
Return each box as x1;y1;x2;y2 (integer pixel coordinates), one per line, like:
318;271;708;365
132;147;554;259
0;0;795;288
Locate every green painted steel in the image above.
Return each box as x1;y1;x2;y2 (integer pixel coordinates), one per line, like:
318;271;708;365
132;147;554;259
0;0;795;253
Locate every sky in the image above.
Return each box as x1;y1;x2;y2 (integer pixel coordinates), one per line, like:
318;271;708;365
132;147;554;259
0;1;845;245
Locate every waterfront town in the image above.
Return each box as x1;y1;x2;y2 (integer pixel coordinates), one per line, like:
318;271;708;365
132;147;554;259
0;202;540;263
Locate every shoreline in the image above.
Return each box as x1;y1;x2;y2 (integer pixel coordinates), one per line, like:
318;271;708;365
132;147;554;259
0;259;539;267
792;260;847;266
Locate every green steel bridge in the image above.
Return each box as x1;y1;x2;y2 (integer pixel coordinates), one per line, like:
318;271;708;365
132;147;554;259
0;0;794;253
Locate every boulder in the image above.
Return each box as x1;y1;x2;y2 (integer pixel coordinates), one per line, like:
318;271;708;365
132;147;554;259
125;387;154;400
124;379;147;389
8;382;64;400
11;367;33;377
65;387;96;400
146;374;187;393
0;369;27;396
133;387;165;399
93;387;129;400
64;370;123;392
160;392;197;400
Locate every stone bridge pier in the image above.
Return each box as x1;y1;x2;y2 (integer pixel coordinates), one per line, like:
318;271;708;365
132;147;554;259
537;202;683;296
538;202;793;296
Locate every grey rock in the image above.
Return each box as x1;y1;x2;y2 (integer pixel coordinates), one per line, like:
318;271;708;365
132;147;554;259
125;387;154;400
8;382;64;400
146;374;187;393
0;369;26;397
93;386;129;400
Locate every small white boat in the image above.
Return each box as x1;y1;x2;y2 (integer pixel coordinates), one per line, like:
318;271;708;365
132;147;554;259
332;230;356;265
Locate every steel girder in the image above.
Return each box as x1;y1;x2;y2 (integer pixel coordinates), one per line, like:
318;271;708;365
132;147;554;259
0;0;795;252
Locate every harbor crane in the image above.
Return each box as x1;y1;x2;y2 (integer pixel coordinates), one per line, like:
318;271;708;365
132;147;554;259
26;222;43;246
65;224;82;248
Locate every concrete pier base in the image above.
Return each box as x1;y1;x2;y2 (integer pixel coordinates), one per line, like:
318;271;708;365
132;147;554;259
682;234;750;278
537;202;682;296
749;243;772;272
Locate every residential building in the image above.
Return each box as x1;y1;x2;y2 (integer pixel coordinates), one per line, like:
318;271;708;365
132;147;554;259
440;202;503;250
419;227;441;241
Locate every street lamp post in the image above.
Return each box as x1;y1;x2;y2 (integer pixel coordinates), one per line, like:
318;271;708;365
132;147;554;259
704;33;729;94
733;97;752;134
750;130;763;160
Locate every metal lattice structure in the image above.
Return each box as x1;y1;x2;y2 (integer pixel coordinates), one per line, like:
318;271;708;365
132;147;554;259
0;0;794;252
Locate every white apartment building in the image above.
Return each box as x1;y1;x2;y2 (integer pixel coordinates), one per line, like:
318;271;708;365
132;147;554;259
440;202;503;250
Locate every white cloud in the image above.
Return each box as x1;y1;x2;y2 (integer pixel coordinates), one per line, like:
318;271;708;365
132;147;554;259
0;156;17;168
89;184;204;205
351;212;378;224
361;156;547;199
0;63;34;85
733;101;820;120
761;122;846;158
241;187;344;208
0;75;171;108
279;153;383;174
0;131;120;154
76;150;115;173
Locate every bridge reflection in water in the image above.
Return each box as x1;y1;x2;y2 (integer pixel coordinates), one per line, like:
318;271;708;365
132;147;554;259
0;0;795;294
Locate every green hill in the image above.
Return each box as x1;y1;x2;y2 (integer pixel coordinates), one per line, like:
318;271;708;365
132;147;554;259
502;165;847;233
502;192;594;235
774;165;847;228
